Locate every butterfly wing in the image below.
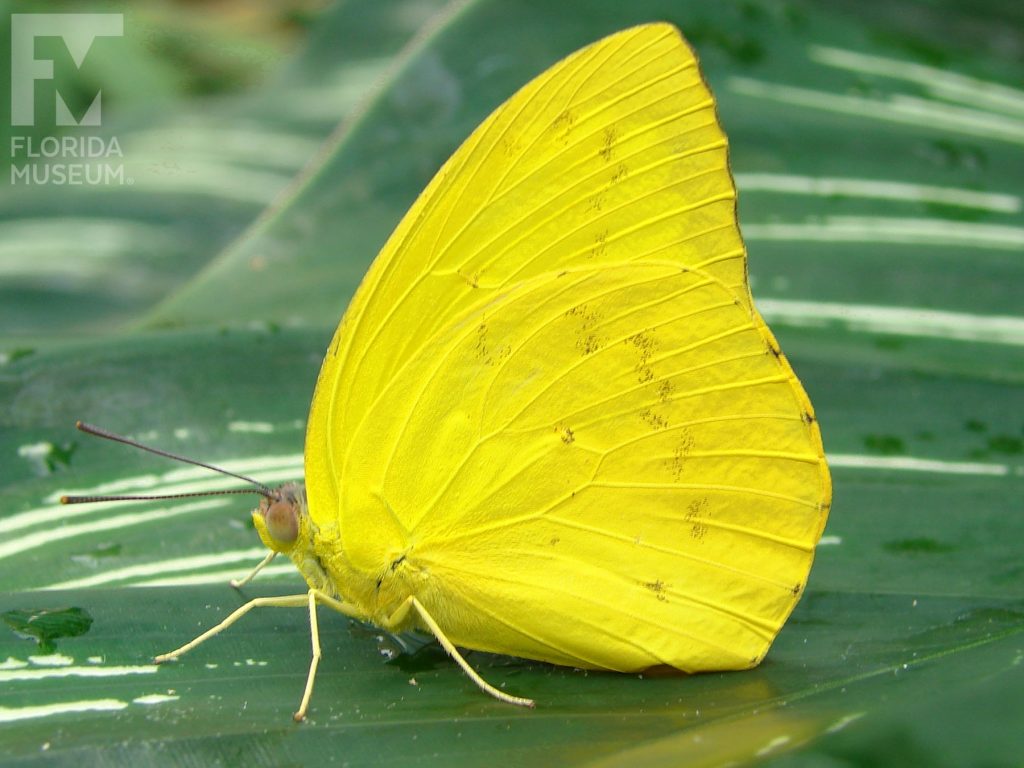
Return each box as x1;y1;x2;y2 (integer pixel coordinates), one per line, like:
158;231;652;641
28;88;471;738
305;23;830;670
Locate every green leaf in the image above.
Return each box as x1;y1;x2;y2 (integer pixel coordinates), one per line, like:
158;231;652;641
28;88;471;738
142;0;1024;345
0;0;449;337
2;0;1023;764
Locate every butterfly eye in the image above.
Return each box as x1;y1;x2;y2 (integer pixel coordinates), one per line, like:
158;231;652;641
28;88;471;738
264;499;298;544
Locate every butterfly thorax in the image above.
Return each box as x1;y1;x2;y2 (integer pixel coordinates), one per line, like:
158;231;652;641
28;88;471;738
321;482;432;623
313;525;426;630
253;482;425;629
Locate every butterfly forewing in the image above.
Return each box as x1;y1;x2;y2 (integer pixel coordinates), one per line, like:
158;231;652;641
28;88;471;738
308;25;750;505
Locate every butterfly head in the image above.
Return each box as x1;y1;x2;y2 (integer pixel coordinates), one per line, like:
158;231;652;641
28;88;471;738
253;482;310;554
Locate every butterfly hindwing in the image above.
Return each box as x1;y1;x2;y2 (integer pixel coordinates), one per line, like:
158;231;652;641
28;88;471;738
340;261;826;669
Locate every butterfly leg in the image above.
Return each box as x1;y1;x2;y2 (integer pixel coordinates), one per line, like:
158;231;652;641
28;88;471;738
294;588;368;721
293;589;321;721
154;593;309;664
387;597;535;708
229;550;277;588
155;588;364;721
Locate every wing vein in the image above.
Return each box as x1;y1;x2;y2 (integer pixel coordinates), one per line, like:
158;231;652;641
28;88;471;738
497;316;760;433
500;173;735;285
429;549;761;664
546;512;799;589
461;146;731;281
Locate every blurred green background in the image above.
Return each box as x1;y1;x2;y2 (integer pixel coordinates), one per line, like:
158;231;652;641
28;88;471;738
1;0;1021;765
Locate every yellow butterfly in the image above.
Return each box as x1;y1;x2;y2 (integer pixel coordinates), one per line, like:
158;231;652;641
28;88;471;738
142;22;830;719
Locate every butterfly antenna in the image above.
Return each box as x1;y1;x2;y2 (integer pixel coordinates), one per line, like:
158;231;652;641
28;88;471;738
60;421;276;505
